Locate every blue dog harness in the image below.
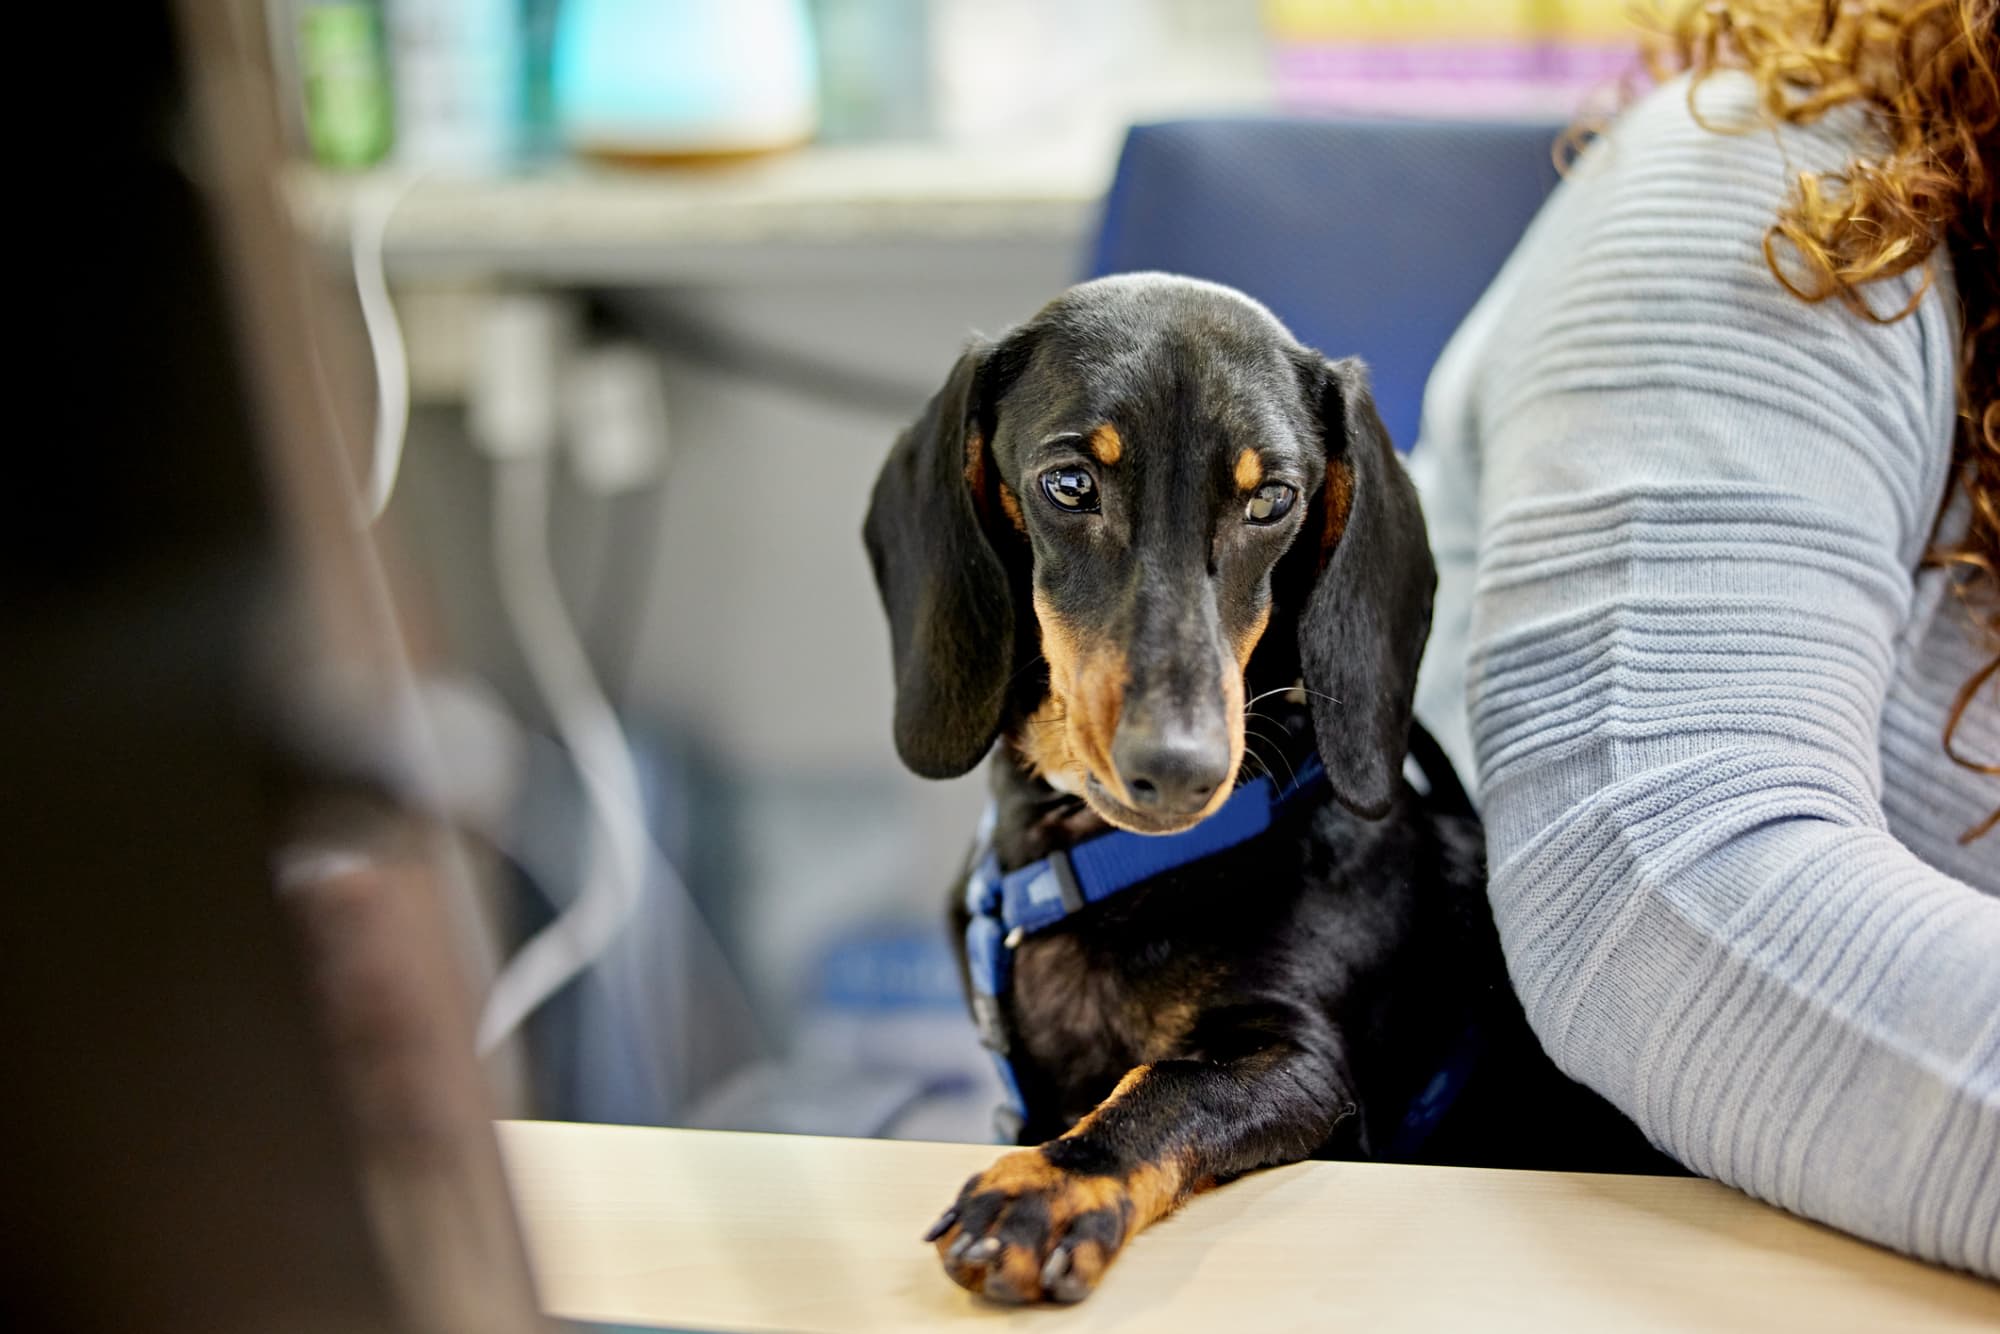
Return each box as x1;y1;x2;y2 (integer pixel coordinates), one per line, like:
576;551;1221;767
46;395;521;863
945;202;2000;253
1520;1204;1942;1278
962;750;1483;1154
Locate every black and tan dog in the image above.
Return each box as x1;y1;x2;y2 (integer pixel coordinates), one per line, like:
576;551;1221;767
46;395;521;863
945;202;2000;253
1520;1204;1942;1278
864;274;1670;1306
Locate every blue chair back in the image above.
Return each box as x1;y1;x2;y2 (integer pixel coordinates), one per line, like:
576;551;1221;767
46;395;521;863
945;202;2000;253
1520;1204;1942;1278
1089;117;1563;451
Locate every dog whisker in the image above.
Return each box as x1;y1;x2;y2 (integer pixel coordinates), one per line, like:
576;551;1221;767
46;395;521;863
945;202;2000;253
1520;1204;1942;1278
1245;683;1344;710
1001;653;1052;693
981;653;1051;722
1239;720;1299;789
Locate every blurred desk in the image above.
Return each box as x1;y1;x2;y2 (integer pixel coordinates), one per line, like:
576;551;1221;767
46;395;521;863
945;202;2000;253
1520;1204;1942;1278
498;1120;1997;1333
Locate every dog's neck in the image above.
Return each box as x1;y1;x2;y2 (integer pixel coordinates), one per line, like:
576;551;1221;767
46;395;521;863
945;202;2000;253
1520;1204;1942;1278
986;751;1111;872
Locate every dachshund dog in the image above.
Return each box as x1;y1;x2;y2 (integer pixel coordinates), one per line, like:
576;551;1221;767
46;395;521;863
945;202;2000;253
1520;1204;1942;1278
863;274;1671;1306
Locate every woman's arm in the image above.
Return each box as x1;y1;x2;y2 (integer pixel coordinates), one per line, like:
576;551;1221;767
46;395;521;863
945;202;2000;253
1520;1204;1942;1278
1465;81;2000;1275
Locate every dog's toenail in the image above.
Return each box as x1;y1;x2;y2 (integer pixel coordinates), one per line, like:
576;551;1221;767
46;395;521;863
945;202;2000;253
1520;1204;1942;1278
1050;1272;1089;1304
983;1271;1027;1303
922;1209;958;1242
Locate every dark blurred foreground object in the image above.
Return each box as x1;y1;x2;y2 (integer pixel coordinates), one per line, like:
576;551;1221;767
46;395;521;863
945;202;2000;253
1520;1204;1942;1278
1090;116;1564;452
2;4;541;1332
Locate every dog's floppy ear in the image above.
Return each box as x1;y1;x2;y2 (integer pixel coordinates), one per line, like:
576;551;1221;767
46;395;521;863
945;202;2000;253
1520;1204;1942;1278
1290;355;1436;818
863;341;1015;778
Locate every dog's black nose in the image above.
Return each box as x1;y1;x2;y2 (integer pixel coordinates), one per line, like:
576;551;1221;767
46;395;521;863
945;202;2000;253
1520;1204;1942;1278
1112;726;1231;817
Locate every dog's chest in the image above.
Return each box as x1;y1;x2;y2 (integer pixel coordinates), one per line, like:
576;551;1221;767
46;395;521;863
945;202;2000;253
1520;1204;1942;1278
1006;905;1216;1127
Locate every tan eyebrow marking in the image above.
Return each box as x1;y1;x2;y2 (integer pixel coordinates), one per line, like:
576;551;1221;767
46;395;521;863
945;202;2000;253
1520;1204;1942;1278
1088;424;1123;466
1234;448;1263;491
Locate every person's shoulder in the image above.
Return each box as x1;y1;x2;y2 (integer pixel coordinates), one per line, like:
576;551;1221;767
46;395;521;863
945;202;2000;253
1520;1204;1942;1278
1539;69;1949;359
1481;71;1959;566
1591;70;1880;188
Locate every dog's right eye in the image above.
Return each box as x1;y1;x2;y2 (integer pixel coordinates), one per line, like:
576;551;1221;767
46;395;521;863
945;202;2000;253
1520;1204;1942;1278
1245;482;1297;525
1041;466;1100;514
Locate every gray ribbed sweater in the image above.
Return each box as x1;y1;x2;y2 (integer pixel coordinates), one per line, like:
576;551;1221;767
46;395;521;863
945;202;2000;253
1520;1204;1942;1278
1410;73;1999;1275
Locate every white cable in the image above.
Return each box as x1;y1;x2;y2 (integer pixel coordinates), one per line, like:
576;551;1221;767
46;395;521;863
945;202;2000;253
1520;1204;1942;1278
317;204;674;1058
476;449;659;1053
351;175;414;521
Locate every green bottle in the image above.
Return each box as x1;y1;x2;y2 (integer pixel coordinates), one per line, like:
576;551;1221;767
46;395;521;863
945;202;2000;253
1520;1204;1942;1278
298;2;393;169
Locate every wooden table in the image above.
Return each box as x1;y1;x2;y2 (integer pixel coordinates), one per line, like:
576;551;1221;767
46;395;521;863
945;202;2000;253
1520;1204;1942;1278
498;1120;1997;1333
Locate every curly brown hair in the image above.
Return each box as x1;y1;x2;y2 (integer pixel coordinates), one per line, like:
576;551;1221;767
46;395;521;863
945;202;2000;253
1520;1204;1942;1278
1639;0;1997;839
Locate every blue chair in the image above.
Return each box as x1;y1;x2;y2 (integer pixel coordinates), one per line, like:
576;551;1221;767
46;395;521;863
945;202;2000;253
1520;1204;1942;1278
1088;117;1564;452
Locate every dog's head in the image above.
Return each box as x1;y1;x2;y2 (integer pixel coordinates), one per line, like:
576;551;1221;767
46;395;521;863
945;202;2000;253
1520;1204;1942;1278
864;274;1434;832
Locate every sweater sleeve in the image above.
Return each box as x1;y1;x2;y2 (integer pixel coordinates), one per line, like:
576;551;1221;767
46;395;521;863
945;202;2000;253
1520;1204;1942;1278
1464;80;2000;1275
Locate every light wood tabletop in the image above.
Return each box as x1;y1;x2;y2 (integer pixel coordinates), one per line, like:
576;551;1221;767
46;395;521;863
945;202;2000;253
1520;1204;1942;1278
497;1119;1997;1333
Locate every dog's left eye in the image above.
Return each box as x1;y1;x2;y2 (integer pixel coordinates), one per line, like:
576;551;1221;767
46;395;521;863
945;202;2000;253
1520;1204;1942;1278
1245;483;1297;525
1041;466;1100;513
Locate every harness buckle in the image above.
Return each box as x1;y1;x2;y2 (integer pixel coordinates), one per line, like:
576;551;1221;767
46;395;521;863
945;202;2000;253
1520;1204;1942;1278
1046;846;1085;914
969;991;1010;1055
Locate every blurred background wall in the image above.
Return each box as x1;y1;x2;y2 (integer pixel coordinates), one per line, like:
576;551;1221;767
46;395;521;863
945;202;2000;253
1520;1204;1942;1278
272;0;1643;1144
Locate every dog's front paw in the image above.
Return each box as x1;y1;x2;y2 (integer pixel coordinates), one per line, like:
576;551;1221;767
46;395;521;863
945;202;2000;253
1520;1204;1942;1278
924;1148;1140;1304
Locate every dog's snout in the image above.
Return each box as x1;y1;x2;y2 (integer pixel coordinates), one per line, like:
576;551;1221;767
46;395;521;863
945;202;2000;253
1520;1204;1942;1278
1112;724;1230;817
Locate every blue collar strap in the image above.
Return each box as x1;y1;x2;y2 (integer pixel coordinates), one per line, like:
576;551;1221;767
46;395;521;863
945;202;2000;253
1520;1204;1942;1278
963;754;1329;1139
